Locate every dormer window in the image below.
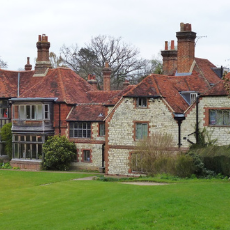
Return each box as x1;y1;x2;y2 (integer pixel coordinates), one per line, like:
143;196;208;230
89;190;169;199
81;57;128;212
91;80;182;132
136;98;147;108
180;91;197;105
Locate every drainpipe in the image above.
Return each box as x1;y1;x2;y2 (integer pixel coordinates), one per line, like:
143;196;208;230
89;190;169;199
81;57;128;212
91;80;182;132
195;95;199;144
17;73;20;97
102;143;105;168
59;103;61;135
174;113;185;148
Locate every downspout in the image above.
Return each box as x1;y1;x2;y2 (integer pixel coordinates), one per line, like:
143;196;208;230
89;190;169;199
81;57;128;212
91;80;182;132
102;143;105;168
196;95;199;144
59;103;61;135
17;72;20;97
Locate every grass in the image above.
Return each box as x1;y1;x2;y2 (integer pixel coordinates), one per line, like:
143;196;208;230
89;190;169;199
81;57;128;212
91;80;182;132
0;171;230;229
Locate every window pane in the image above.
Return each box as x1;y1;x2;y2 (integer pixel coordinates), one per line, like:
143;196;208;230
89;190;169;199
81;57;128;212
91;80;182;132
142;98;147;107
99;123;105;136
14;106;19;119
136;123;142;139
32;144;36;159
20;106;25;119
223;111;230;125
84;150;90;162
209;110;216;125
38;144;42;159
26;105;30;119
31;105;36;119
142;124;148;138
216;110;223;125
14;144;19;158
37;105;42;120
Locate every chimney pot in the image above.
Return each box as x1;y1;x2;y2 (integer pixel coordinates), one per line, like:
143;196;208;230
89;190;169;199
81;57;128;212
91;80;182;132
165;41;168;50
38;35;41;41
171;40;175;50
180;22;185;32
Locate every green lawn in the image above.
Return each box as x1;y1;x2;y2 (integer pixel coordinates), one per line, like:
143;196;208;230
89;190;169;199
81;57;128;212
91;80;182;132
0;170;230;230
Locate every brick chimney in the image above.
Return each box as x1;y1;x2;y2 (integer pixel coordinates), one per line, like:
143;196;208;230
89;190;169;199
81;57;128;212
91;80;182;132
34;34;52;76
161;40;177;75
176;23;196;74
123;79;130;89
103;61;111;91
25;57;32;71
87;74;98;90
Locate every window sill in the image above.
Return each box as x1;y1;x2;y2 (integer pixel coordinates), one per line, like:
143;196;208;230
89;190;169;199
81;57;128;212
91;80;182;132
208;125;230;127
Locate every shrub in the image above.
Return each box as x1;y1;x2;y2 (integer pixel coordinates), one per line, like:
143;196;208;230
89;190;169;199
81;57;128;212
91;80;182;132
0;162;12;169
42;135;76;171
131;133;175;174
130;133;195;177
0;123;12;159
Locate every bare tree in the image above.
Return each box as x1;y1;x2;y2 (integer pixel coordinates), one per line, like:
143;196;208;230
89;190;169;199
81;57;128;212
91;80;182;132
49;52;66;68
0;57;7;68
60;35;148;89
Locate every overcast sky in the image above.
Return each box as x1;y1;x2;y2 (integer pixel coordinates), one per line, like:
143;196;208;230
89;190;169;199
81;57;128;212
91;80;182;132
1;0;230;71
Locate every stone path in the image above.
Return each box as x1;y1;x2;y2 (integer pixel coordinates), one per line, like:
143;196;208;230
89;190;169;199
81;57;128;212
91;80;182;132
73;176;97;180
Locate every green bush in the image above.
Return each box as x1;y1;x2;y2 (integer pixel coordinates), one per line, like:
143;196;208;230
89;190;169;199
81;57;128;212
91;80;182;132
0;123;12;159
198;145;230;176
0;162;12;169
42;135;76;171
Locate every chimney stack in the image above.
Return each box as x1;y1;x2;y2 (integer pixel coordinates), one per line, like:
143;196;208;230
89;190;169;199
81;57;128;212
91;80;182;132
176;23;196;74
34;34;52;76
25;57;32;71
161;40;177;75
87;74;98;90
103;61;111;91
123;79;130;89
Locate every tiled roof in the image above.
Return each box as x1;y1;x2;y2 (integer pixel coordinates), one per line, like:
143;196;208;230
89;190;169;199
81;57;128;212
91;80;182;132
19;68;94;104
67;104;106;121
124;70;217;113
0;69;39;98
202;79;228;96
194;58;220;85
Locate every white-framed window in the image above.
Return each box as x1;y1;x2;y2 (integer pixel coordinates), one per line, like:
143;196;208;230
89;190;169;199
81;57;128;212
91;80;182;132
190;93;197;104
69;122;91;138
13;104;49;120
136;98;147;108
135;123;148;140
209;109;230;126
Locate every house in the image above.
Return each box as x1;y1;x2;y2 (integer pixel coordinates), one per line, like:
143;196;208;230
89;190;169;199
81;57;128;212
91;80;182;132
0;23;228;175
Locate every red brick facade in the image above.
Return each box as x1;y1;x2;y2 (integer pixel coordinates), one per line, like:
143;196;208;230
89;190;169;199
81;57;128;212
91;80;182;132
176;23;196;73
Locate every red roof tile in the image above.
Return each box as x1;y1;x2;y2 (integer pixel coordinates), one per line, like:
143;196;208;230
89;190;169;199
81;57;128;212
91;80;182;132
0;69;39;98
194;58;220;84
19;68;94;103
67;104;105;121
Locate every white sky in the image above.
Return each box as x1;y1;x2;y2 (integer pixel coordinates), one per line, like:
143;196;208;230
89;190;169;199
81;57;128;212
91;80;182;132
1;0;230;70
